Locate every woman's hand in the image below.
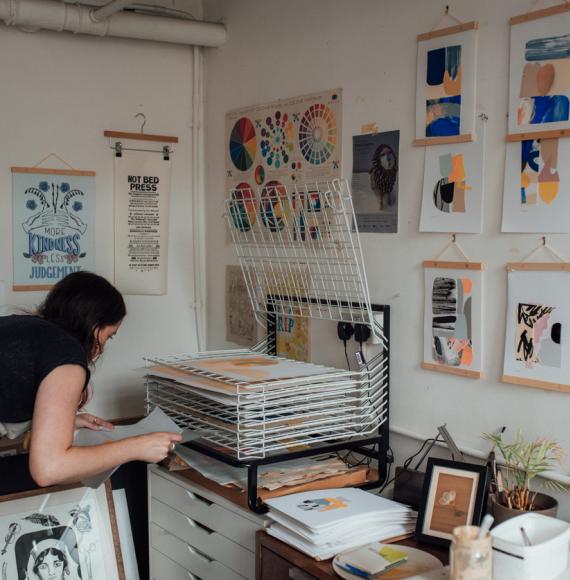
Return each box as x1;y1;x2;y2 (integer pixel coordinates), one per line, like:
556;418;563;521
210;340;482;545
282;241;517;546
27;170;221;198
75;413;114;431
130;432;183;463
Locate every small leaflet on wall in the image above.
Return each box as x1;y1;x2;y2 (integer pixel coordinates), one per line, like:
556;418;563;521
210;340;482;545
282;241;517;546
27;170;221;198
276;314;310;362
114;150;171;295
12;167;95;291
226;265;257;346
351;130;400;233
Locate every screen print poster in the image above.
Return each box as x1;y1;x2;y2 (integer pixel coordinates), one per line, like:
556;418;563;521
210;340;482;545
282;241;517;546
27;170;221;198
503;267;570;392
114;150;171;295
225;88;342;241
351;130;399;233
422;261;484;379
508;7;570;136
415;23;478;143
12;167;95;291
419;130;485;233
502;137;570;232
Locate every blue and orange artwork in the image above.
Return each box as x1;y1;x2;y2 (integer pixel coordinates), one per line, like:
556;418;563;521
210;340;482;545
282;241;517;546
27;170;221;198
228;182;256;232
518;34;570;126
297;497;349;512
425;45;462;137
433;152;472;213
520;138;559;206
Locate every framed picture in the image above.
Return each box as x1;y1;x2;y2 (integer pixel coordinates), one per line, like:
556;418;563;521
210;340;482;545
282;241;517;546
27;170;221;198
416;458;489;547
0;480;125;580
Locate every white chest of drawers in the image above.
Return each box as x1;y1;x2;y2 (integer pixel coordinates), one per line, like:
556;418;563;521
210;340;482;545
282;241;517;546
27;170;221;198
148;465;267;580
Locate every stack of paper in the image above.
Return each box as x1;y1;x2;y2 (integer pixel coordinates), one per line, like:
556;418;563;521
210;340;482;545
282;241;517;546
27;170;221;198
173;447;359;491
265;488;417;560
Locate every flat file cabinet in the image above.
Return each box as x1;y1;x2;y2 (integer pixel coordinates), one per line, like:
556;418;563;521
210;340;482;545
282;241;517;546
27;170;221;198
148;466;267;580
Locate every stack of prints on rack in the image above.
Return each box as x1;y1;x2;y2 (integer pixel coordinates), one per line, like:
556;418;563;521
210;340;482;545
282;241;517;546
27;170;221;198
264;488;417;560
144;351;386;460
172;448;368;492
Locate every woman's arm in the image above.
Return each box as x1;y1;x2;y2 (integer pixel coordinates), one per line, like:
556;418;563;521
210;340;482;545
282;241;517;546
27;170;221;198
29;364;181;487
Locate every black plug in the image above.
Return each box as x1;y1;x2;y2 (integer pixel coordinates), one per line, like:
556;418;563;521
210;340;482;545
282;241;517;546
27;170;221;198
354;324;371;345
337;322;354;370
337;322;354;341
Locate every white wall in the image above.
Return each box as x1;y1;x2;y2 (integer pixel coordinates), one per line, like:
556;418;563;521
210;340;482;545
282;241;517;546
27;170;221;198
0;26;200;418
203;0;570;518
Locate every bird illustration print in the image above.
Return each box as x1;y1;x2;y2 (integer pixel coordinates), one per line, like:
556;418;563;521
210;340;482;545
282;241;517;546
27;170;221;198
369;144;398;211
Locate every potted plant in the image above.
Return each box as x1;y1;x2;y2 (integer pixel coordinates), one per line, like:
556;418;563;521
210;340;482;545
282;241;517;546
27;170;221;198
483;429;568;523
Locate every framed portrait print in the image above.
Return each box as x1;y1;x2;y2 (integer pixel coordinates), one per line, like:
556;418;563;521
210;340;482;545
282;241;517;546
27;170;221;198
0;481;125;580
416;458;489;547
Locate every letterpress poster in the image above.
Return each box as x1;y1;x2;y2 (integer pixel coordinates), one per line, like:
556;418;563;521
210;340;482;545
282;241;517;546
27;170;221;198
114;150;171;295
12;167;95;291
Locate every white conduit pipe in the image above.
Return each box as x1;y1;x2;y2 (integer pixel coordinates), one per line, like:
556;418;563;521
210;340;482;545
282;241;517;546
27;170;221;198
91;0;132;22
0;0;226;46
391;424;570;486
191;45;206;351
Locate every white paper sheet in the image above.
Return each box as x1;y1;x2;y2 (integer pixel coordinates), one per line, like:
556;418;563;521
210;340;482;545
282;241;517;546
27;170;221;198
74;407;181;488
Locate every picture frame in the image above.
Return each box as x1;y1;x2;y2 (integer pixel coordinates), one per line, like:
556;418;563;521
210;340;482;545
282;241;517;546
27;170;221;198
415;458;489;547
0;480;125;580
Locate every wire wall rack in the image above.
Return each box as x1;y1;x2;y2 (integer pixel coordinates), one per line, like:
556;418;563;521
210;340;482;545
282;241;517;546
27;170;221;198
145;179;391;512
226;178;378;334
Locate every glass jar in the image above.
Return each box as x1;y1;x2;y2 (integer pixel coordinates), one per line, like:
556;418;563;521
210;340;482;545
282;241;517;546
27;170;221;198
449;525;492;580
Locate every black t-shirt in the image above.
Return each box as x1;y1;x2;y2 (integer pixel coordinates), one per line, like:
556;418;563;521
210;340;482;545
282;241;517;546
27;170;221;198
0;315;90;423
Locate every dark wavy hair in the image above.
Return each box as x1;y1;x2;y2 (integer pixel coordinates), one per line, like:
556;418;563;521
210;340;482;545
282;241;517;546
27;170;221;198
32;547;68;577
37;272;126;366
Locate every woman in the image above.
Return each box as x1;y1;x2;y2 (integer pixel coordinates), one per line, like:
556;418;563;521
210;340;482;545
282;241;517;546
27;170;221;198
32;547;70;580
0;271;181;487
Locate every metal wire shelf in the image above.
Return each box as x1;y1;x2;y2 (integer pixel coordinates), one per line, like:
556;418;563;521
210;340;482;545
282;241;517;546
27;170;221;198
225;178;376;333
144;180;391;512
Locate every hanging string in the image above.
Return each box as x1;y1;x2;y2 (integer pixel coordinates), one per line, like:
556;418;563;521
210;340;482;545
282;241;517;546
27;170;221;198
430;5;464;31
32;153;76;170
434;234;470;261
522;236;566;263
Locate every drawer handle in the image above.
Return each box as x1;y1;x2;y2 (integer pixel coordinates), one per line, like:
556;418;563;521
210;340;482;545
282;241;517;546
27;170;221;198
185;517;213;535
186;491;213;506
186;573;201;580
187;544;213;564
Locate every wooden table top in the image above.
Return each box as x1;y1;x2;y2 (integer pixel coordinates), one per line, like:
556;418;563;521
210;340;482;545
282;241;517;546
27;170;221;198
257;530;449;579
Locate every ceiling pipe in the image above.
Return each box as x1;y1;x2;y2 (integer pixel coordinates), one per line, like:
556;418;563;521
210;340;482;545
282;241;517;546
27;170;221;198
0;0;226;47
91;0;132;22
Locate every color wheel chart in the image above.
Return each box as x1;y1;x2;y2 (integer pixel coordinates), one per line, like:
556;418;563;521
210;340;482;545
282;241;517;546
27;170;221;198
225;88;342;239
260;111;294;169
230;117;257;171
299;103;337;165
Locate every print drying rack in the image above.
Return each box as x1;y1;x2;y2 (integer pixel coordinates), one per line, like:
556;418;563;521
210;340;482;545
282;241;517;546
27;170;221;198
145;178;390;512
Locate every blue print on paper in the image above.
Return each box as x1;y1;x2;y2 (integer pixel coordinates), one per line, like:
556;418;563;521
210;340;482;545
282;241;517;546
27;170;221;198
427;48;446;85
528;95;570;124
426;96;461;137
525;34;570;61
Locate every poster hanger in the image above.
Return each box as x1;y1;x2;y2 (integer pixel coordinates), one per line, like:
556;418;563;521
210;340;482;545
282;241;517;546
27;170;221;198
508;236;570;271
11;152;95;177
418;6;478;42
510;0;570;26
423;235;484;270
105;114;179;160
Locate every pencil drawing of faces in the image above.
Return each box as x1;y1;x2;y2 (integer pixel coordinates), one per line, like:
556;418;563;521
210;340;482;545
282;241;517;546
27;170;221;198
15;528;82;580
32;547;68;580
